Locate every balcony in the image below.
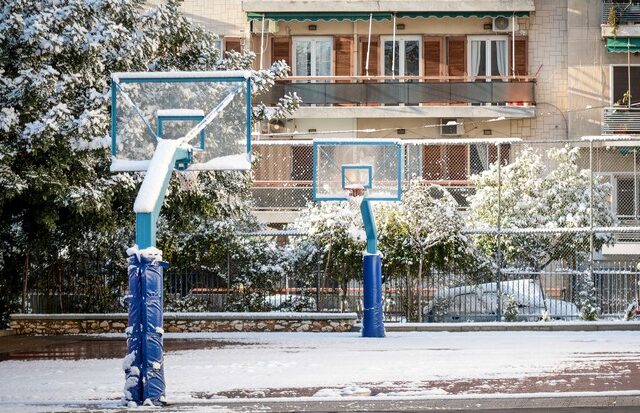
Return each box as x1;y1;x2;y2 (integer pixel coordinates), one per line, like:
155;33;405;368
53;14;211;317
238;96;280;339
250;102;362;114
255;77;536;119
601;1;640;37
602;1;640;25
603;107;640;134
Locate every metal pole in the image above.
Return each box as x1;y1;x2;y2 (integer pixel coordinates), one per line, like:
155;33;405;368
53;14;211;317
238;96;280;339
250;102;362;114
496;143;503;321
259;13;265;70
366;13;372;77
590;140;594;282
635;149;638;219
512;13;516;80
391;13;396;80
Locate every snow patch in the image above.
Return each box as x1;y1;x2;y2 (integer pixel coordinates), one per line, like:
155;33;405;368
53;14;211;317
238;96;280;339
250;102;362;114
126;245;163;263
155;327;164;335
112;70;251;81
157;109;204;117
133;138;182;213
187;153;252;171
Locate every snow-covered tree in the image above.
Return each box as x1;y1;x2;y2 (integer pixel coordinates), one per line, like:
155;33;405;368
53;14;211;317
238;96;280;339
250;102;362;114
468;147;614;269
378;183;491;321
293;201;365;311
0;0;299;324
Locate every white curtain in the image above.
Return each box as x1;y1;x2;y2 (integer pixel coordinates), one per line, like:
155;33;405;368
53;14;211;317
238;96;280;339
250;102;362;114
470;40;483;79
495;40;508;78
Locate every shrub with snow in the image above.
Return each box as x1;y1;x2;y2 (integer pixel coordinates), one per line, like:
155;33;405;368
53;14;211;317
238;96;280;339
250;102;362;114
468;146;614;269
502;294;519;322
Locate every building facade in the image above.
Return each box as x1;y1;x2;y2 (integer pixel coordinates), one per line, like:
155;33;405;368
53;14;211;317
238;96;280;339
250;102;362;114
169;0;640;258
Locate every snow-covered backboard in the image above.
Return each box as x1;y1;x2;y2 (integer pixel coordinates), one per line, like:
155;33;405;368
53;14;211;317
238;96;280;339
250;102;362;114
312;139;402;201
110;71;252;172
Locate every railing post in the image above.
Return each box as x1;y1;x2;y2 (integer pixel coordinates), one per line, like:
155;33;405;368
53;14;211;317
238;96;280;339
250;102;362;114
589;139;594;287
496;143;503;322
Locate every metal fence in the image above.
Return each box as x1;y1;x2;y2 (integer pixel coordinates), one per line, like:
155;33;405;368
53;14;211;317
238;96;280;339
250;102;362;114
21;137;640;322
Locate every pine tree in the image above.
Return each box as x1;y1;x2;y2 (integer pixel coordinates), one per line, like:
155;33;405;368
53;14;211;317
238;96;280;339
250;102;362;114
0;0;299;324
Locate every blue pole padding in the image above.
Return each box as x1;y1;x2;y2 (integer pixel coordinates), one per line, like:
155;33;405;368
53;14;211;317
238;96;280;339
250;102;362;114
124;249;166;406
362;253;385;338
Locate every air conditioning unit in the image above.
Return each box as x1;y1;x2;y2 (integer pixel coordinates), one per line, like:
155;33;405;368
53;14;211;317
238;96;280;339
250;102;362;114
267;118;288;134
251;19;278;34
492;16;518;32
441;118;463;136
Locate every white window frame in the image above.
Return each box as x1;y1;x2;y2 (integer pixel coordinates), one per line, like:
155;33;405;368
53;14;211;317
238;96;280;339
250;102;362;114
467;35;509;82
291;36;334;78
609;64;640;105
212;39;223;63
380;35;423;77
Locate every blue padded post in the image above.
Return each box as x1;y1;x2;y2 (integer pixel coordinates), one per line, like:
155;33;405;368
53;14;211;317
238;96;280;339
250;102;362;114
360;199;385;337
362;253;385;337
124;251;166;406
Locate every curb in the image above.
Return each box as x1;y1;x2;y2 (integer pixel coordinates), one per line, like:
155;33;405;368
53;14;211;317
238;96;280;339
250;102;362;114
0;330;16;337
352;321;640;333
160;392;640;412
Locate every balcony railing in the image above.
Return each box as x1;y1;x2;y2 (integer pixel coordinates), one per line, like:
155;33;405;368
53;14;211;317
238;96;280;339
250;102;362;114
251;181;475;211
603;106;640;134
602;1;640;25
255;76;536;107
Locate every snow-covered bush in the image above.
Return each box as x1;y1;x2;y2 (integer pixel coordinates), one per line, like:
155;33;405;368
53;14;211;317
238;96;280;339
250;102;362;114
575;271;600;321
502;294;519;322
294;201;365;307
468;146;613;268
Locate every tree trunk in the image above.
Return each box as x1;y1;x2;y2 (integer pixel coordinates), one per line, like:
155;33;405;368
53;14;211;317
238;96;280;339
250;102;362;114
57;262;64;313
22;251;30;312
417;258;423;323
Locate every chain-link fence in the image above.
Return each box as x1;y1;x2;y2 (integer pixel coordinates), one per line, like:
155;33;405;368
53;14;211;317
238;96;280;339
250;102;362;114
249;137;640;321
21;138;640;322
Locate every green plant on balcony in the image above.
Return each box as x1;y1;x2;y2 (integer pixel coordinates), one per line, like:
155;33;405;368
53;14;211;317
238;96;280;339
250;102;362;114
608;4;619;37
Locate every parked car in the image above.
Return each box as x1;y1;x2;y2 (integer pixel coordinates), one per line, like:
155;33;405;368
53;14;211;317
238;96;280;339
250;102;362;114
424;279;579;322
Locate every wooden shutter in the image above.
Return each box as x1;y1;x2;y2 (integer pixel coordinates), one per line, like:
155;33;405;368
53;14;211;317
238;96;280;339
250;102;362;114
423;146;443;180
224;37;242;53
272;37;291;68
447;36;466;79
254;146;291;180
334;36;353;82
424;36;443;79
447;145;468;180
513;37;528;77
489;144;510;166
359;35;379;77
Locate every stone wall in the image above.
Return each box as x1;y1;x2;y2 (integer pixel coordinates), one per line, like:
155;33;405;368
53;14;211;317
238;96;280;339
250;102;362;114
9;313;358;335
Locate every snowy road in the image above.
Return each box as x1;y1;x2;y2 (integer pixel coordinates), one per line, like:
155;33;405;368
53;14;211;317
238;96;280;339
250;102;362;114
0;331;639;410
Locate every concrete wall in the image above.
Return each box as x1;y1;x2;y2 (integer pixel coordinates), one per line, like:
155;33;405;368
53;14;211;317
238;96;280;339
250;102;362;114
10;313;358;335
567;0;640;139
148;0;248;37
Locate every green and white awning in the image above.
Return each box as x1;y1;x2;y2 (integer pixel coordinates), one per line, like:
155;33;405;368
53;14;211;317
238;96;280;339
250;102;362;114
606;37;640;53
246;11;530;22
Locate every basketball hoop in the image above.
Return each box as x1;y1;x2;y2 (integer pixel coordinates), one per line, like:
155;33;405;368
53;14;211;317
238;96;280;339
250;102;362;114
348;186;365;198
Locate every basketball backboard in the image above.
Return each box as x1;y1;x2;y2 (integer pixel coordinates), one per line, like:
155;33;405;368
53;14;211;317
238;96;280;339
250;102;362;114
312;139;402;201
110;71;252;172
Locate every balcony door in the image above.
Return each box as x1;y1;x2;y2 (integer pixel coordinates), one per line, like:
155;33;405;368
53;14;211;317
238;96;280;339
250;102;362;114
381;36;422;77
467;36;508;81
292;37;333;78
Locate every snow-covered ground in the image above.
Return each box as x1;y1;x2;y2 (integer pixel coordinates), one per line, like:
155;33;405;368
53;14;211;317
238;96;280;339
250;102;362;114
0;331;639;411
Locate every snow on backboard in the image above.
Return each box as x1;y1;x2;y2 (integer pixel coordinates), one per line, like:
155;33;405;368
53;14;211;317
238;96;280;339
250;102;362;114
110;71;252;172
312;139;402;202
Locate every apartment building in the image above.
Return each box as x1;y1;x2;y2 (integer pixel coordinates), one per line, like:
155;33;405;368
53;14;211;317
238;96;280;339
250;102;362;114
168;0;640;256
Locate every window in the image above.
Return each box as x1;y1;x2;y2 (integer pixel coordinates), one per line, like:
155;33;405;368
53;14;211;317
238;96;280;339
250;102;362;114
292;37;333;77
467;36;508;81
610;65;640;105
616;176;639;218
213;39;222;63
423;144;510;181
381;36;422;77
